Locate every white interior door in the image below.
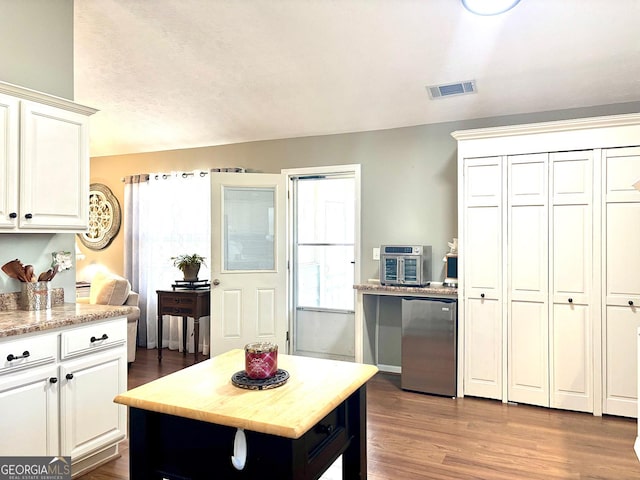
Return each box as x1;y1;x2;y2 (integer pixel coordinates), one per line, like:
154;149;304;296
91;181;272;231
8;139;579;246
210;173;287;356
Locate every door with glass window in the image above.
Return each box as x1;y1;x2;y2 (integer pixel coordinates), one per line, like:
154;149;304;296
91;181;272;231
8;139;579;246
210;173;287;356
291;174;356;361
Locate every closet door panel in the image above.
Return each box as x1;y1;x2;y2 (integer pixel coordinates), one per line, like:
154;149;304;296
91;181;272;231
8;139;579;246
552;151;592;205
464;297;502;400
464;158;501;207
551;204;591;304
603;146;640;417
508;154;549;407
551;303;592;412
606;203;640;302
604;305;640;417
508;300;549;406
550;150;593;413
606;146;640;203
462;156;503;401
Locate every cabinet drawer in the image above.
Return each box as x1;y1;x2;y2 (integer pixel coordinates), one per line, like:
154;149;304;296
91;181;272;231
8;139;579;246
61;318;126;360
303;402;347;459
159;294;196;315
0;333;57;375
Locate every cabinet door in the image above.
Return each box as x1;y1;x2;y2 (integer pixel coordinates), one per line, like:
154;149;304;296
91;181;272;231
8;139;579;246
550;151;593;413
507;154;549;407
19;101;89;230
59;349;127;460
603;146;640;416
0;365;59;455
0;93;19;229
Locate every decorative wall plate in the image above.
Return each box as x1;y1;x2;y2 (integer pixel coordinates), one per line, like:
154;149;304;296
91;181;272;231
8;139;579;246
77;183;121;251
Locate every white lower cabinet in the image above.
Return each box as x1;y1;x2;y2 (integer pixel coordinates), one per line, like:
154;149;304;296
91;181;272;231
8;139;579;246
0;317;127;476
0;364;59;456
60;349;127;461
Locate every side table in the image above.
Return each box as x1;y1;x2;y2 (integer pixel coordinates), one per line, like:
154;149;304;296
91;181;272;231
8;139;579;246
157;289;210;363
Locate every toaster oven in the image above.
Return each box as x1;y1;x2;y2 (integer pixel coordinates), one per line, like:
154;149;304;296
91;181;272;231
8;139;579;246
380;245;432;287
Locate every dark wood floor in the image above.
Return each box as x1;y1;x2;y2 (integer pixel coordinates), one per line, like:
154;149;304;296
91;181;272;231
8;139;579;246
80;347;640;479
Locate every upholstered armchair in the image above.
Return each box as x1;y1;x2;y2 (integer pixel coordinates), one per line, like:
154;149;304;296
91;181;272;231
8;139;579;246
77;271;140;364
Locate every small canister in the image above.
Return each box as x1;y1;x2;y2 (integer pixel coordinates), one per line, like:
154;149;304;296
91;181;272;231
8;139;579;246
244;342;278;379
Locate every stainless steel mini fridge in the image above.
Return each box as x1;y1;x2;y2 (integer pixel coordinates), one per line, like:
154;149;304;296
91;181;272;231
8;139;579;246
401;297;457;396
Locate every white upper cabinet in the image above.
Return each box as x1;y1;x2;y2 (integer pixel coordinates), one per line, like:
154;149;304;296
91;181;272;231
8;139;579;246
0;83;96;232
0;93;19;228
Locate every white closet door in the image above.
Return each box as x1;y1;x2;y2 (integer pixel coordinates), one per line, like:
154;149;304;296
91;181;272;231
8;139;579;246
463;157;502;299
507;154;549;407
550;150;593;412
603;147;640;417
463;157;503;399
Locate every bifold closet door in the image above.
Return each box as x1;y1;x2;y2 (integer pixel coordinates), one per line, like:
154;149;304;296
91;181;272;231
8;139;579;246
507;154;549;407
463;157;503;400
550;150;594;413
603;146;640;417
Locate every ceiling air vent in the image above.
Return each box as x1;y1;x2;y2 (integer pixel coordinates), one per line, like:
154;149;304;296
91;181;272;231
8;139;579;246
427;80;477;99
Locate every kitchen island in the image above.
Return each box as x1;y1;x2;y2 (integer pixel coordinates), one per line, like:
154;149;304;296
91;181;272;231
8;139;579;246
115;349;378;479
0;290;130;477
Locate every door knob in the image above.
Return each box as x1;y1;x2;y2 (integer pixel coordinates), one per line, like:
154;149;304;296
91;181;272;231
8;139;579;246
568;298;573;303
480;293;485;298
212;279;220;286
629;300;634;306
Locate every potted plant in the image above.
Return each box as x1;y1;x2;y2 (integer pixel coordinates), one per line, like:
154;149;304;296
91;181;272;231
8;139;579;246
171;253;206;281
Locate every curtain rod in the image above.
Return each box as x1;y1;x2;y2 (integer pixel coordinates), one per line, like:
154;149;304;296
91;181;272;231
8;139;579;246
122;167;245;183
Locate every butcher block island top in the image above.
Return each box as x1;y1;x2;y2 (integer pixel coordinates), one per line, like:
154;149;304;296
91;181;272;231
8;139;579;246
114;348;378;439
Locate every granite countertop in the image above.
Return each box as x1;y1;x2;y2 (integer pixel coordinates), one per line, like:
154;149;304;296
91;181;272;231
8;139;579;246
0;302;131;338
354;283;458;296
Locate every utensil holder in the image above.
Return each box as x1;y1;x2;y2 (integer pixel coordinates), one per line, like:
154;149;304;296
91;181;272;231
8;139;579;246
20;281;52;310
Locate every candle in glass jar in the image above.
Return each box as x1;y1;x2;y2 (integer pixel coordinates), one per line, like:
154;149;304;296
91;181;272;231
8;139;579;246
245;342;278;379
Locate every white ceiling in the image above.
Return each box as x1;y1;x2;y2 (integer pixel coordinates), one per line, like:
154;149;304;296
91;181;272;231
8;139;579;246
74;0;640;158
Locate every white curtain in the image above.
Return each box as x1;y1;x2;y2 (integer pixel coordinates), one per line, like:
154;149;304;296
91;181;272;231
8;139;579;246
124;172;211;355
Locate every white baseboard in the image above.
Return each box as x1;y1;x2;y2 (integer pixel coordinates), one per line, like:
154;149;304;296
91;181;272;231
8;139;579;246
377;364;401;374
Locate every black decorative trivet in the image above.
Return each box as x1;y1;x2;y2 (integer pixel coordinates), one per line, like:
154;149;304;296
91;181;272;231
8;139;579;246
231;369;290;390
171;279;211;290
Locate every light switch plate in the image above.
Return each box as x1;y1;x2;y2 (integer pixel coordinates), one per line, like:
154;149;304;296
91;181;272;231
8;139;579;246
373;247;380;260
